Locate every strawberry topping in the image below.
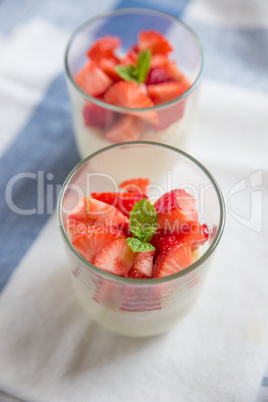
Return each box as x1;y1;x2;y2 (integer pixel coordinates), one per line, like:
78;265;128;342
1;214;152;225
153;242;193;278
72;226;125;263
138;30;173;55
104;81;158;124
154;189;198;232
83;102;115;129
145;67;172;85
87;36;121;62
91;191;148;216
119;177;150;195
104;115;145;143
74;60;112;96
93;238;136;277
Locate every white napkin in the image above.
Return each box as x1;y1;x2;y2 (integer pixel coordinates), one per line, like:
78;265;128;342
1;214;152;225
0;77;267;402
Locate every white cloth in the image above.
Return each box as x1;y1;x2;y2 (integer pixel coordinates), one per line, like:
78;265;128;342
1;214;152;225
0;78;267;401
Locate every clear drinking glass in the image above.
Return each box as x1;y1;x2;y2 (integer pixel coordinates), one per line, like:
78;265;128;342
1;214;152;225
57;142;225;337
64;9;204;159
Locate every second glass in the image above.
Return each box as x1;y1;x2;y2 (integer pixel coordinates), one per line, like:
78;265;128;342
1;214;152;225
65;9;204;159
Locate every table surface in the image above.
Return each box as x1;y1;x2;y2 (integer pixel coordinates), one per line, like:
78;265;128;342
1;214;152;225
0;0;268;401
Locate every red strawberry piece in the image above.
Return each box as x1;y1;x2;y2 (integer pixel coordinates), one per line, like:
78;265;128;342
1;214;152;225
112;221;131;237
177;223;209;249
104;81;158;124
150;54;169;68
128;269;148;279
153;223;209;254
166;62;191;89
147;82;186;105
145;67;172;85
153;242;193;278
121;49;138;66
72;226;125;263
67;218;93;241
97;56;121;82
87;36;121;62
93;238;136;277
91;191;148;216
68;196;94;224
151;100;186;132
138;30;172;55
154;189;198;233
83;102;115;129
74;60;113;96
112;209;129;225
104;114;145;143
119;177;150;195
132;250;155;277
85;197;117;225
156;234;181;254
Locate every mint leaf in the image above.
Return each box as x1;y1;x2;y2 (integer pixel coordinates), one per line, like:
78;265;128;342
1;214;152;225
115;65;138;83
129;198;158;243
115;50;151;84
127;238;155;252
137;50;151;83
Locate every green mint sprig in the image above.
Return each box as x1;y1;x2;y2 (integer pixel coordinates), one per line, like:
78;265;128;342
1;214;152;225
115;50;151;84
127;198;158;253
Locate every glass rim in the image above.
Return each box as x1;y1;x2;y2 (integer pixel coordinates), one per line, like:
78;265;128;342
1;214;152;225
64;8;205;113
57;141;225;285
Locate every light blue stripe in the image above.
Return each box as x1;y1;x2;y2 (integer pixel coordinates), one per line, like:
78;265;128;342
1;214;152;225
184;21;268;92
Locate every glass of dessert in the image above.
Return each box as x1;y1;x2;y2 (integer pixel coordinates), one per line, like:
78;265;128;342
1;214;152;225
57;142;225;337
65;9;204;159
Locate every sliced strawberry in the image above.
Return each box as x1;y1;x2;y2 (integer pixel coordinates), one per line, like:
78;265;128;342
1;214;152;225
148;82;186;105
68;197;94;224
151;101;186;132
87;36;121;62
154;189;198;233
104;114;145;143
153;242;193;278
155;234;181;254
145;67;172;85
150;54;169;68
177;223;209;249
72;226;125;263
121;49;138;66
153;224;209;254
128;269;148;279
85;197;117;225
166;62;191;89
93;238;136;277
112;221;131;237
67;218;91;241
97;56;121;82
138;30;172;55
83;102;115;129
112;209;129;225
119;177;150;195
132;250;155;277
91;191;147;216
74;60;113;96
104;81;158;124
